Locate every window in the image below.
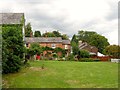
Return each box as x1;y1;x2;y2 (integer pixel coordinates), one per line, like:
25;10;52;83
26;43;29;47
65;45;68;49
51;44;56;48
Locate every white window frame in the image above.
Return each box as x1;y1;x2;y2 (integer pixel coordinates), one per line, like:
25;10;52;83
65;45;68;49
51;44;56;48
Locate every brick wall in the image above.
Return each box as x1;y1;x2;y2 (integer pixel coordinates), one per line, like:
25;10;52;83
40;42;63;48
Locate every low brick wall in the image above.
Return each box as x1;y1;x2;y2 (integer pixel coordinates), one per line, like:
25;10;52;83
98;56;111;61
92;56;111;61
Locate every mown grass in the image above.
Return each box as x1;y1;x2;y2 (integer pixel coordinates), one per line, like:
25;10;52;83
2;61;118;88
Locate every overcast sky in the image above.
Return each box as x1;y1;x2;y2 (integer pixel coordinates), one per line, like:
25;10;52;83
0;0;119;45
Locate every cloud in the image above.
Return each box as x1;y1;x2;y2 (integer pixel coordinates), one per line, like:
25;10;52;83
0;0;118;45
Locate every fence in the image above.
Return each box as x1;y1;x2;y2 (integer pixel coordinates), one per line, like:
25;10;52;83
92;56;111;61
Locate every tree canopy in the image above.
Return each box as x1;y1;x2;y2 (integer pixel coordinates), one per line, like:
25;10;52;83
25;23;33;37
90;34;110;53
78;49;90;58
42;32;55;37
104;45;120;59
34;31;41;37
77;30;109;53
42;31;69;40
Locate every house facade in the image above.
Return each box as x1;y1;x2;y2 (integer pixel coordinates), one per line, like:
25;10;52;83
78;41;98;56
25;37;71;57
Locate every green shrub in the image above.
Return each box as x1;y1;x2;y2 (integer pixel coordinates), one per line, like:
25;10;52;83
78;50;90;58
28;43;42;56
66;54;74;61
93;58;101;62
79;58;100;62
2;25;24;74
79;58;93;62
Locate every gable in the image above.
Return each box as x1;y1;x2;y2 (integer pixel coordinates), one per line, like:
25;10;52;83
0;13;24;25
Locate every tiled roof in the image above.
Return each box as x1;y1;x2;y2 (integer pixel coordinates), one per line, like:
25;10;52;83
25;37;63;43
62;40;70;44
0;13;24;25
79;42;97;50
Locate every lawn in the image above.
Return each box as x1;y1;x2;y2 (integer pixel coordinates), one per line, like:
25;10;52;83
2;61;118;88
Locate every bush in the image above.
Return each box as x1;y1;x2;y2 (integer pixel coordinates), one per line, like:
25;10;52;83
93;58;101;62
79;58;94;62
2;25;24;74
28;43;42;56
78;50;90;58
66;54;74;61
53;53;58;60
79;58;100;62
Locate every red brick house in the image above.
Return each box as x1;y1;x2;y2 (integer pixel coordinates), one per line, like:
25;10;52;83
25;37;71;57
78;41;98;56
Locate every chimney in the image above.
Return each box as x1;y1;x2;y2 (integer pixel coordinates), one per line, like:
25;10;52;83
30;32;33;37
79;40;82;45
45;31;48;37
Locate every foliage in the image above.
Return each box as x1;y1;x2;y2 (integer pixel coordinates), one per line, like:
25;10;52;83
53;31;61;37
78;49;90;58
90;34;110;53
104;45;120;59
52;53;58;58
25;23;33;37
79;58;94;62
28;43;42;56
54;47;66;57
61;34;69;40
71;41;79;55
2;25;24;74
71;34;78;44
66;54;74;61
42;46;53;51
71;34;79;56
42;32;55;37
78;30;96;42
77;30;110;53
34;31;41;37
54;47;63;53
42;31;69;40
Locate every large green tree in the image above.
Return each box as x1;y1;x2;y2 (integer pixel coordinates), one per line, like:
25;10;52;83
104;45;120;59
90;34;110;53
78;30;96;43
25;23;33;37
71;34;78;44
71;34;79;55
2;25;24;74
71;41;79;55
77;30;109;53
34;31;41;37
53;31;61;37
42;32;55;37
42;31;69;40
61;34;69;40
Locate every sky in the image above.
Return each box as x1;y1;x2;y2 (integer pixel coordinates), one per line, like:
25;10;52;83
0;0;119;45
